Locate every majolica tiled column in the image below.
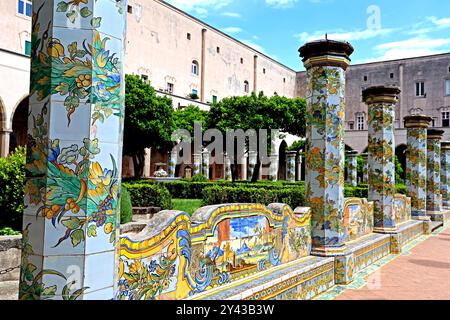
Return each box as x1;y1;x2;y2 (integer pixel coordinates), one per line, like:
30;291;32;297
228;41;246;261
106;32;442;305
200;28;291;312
224;153;232;181
441;142;450;209
286;151;296;182
193;153;202;176
427;129;445;221
247;151;257;181
21;0;127;300
299;40;354;252
361;153;369;184
296;151;303;181
168;149;177;178
404;115;432;220
269;154;279;181
347;151;358;187
202;149;210;179
364;87;400;234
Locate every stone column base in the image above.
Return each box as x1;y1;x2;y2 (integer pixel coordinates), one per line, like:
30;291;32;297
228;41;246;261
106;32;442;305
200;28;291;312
427;211;444;222
311;246;354;285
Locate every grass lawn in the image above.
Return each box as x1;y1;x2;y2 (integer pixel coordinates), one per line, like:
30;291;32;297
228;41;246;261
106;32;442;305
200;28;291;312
172;199;203;215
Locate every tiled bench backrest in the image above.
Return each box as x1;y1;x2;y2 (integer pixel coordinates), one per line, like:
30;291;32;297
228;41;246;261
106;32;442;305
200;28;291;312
393;194;412;224
118;203;312;300
344;198;374;241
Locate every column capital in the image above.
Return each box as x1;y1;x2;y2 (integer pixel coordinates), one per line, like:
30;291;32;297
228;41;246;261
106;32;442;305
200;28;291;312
299;39;354;70
427;129;445;140
362;86;401;105
404;114;433;129
441;141;450;150
360;153;368;159
346;150;358;157
286;151;297;157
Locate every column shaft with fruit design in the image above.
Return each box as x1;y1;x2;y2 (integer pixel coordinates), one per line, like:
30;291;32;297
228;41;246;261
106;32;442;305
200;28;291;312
20;0;127;300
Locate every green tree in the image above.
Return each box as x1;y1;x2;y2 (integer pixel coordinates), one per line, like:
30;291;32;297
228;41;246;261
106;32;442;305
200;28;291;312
124;75;175;177
173;105;209;136
208;92;306;181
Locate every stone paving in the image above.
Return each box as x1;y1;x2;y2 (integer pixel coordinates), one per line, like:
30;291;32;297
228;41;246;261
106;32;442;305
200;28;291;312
316;224;450;300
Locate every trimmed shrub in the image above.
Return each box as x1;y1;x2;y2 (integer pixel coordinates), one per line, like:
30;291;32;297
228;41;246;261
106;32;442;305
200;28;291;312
202;185;305;209
0;227;21;236
123;183;173;209
120;185;133;224
0;147;26;230
396;183;407;195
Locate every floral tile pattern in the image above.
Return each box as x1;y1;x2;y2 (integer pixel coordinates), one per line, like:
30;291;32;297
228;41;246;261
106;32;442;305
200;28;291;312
367;102;396;230
406;128;428;218
305;65;347;247
426;136;442;214
20;0;126;300
440;146;450;208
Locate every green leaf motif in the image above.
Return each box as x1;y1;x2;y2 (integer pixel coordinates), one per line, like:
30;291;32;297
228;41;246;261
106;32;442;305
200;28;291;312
56;1;69;12
91;17;102;28
70;229;85;247
66;10;78;24
62;217;81;230
80;7;93;18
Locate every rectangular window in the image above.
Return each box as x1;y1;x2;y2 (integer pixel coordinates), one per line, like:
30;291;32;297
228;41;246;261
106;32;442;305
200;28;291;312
416;82;425;97
166;83;174;94
443;112;450;127
357;114;365;131
446;79;450;95
25;40;31;56
348;122;354;130
212;95;217;104
18;0;32;17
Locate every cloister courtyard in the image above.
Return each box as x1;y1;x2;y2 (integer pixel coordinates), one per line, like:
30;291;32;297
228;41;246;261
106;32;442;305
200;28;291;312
1;0;450;303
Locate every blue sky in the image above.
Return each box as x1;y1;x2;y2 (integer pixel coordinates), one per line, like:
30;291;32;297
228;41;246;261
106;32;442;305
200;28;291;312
165;0;450;71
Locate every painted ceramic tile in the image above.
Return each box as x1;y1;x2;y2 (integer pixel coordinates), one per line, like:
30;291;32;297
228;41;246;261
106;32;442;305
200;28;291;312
367;102;396;230
406;128;428;218
426;138;441;212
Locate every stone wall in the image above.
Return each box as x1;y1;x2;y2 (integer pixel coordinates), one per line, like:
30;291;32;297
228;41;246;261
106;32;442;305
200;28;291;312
0;236;22;282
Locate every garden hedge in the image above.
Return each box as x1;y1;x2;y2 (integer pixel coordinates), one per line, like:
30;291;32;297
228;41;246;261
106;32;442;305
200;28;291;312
202;185;305;209
122;182;173;209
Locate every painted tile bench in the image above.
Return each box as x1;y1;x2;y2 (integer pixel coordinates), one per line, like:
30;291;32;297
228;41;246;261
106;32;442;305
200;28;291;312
117;195;425;300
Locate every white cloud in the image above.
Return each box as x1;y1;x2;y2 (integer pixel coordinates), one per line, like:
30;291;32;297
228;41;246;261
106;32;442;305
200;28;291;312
361;37;450;63
265;0;299;9
166;0;233;17
240;39;267;54
221;27;243;34
295;28;396;43
222;12;242;18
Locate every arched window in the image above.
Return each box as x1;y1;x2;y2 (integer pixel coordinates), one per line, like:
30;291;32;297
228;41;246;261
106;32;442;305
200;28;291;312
191;60;199;75
244;81;249;93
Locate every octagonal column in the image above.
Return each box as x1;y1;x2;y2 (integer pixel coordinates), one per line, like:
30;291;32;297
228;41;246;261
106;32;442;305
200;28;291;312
20;0;127;300
247;151;257;181
299;39;354;251
193;153;202;176
168;149;177;178
224;153;232;181
346;151;358;187
404;115;432;220
361;153;369;184
364;86;400;233
286;151;297;182
202;149;210;179
441;142;450;209
296;151;303;181
426;129;445;221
